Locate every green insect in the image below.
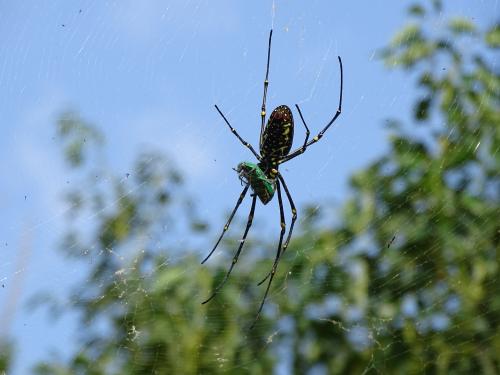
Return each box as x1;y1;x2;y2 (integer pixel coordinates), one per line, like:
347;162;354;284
202;29;343;327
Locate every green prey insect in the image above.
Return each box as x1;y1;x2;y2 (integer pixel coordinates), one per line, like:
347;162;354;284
202;29;343;327
235;162;275;204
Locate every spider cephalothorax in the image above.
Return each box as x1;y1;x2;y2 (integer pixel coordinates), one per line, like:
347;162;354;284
202;29;343;328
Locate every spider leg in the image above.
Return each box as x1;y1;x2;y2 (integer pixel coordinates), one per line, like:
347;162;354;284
295;104;310;150
251;180;286;328
260;29;273;149
257;173;297;285
201;185;250;264
215;105;261;161
278;56;343;165
202;194;257;305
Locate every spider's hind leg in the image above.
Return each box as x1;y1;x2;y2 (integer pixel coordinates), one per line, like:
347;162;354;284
295;104;310;151
215;105;261;161
278;56;343;165
260;29;273;149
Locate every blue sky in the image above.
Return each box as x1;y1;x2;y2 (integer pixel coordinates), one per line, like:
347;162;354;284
0;1;496;373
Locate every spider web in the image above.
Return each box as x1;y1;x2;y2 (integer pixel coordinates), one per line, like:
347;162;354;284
0;1;498;374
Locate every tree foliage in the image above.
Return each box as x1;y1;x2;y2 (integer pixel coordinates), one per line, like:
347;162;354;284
277;3;500;372
33;2;499;374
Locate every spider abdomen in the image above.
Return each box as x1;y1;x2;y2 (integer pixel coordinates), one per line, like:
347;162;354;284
260;105;294;165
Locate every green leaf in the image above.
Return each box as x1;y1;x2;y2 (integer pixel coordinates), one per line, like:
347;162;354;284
414;97;432;121
448;17;476;35
485;24;500;48
409;4;425;17
155;267;185;291
56;111;103;167
391;24;422;47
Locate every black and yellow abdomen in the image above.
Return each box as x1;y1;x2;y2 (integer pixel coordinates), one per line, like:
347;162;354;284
260;105;294;167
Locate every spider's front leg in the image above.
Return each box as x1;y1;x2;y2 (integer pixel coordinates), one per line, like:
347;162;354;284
257;173;297;286
201;185;250;264
251;179;286;328
202;194;257;304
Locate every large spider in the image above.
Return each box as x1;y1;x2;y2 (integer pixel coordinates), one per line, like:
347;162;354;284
202;29;343;326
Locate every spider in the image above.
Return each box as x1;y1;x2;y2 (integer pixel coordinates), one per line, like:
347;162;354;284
202;29;343;326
